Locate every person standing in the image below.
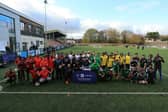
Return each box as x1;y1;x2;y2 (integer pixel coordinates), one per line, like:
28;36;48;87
140;55;147;69
25;56;34;81
55;54;63;80
146;54;153;68
125;52;131;70
153;53;165;80
63;54;71;81
100;52;108;69
47;54;55;80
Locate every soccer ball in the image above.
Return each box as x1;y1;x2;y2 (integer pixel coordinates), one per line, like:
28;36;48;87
35;82;40;87
14;68;18;72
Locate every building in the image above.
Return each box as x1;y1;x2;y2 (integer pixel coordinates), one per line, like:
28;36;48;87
0;3;44;52
65;39;76;44
45;30;66;47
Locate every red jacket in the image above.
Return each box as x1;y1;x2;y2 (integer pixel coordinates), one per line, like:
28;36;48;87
47;56;55;68
40;58;48;68
29;69;37;79
38;69;50;79
34;56;42;68
26;57;34;69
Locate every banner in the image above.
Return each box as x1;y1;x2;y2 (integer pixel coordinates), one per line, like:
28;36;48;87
36;50;40;55
2;53;16;63
20;51;28;58
28;50;36;56
72;70;97;83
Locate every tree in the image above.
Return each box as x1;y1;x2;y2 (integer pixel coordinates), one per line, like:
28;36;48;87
127;34;145;44
105;28;120;43
146;32;160;41
82;28;98;43
121;30;134;43
160;35;168;41
97;30;106;43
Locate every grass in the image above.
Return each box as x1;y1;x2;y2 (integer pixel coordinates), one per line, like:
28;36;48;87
1;95;168;112
0;45;168;112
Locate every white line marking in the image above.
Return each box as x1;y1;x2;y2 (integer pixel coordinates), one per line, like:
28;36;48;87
163;73;168;77
1;92;168;95
0;78;8;84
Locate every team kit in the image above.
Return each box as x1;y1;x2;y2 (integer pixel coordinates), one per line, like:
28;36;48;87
4;51;165;86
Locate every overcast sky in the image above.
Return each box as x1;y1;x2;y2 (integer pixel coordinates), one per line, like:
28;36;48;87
1;0;168;38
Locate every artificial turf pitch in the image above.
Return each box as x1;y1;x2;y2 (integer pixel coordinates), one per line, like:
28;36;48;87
0;45;168;112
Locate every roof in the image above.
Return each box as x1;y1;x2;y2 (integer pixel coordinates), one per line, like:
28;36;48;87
46;30;66;37
0;2;43;26
45;30;64;34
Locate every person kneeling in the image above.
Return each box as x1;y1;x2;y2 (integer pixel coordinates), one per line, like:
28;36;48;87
36;67;51;86
4;69;16;85
137;68;148;85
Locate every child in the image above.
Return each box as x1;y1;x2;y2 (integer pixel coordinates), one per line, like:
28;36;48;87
36;67;51;86
64;64;72;85
125;52;131;70
29;69;38;86
25;56;34;81
4;69;16;85
100;52;108;69
137;67;148;85
47;55;55;80
113;56;120;80
17;57;26;81
147;64;155;84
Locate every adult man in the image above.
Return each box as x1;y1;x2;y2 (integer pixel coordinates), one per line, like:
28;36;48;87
140;55;147;69
55;54;63;80
153;53;165;80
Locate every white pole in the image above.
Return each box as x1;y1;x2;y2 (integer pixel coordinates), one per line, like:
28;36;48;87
44;0;47;48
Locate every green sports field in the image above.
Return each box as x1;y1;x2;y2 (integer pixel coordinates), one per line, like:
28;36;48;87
0;45;168;112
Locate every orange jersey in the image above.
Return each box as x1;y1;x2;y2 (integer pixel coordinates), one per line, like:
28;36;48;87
48;56;55;68
25;58;34;69
40;58;48;68
29;69;37;79
34;56;42;68
39;69;50;78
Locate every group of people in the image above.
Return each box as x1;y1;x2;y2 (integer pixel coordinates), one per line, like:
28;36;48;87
4;51;165;86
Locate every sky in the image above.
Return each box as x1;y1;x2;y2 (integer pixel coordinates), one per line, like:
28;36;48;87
1;0;168;38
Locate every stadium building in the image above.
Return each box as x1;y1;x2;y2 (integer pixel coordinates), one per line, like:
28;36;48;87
0;3;44;52
45;30;66;47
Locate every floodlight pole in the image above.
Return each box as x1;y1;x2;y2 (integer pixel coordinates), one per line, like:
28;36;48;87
44;0;47;49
